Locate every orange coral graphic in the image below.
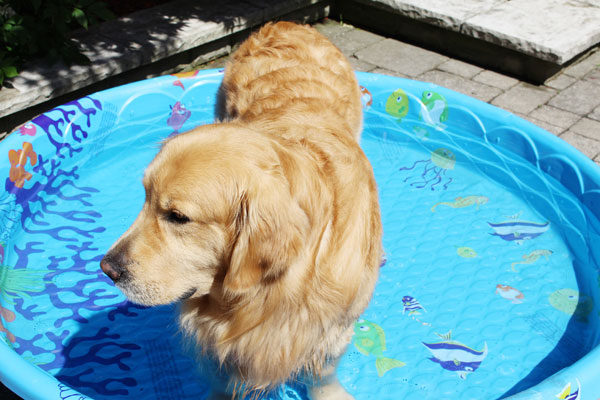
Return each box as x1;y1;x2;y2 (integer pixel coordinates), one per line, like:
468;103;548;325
8;142;38;188
172;70;199;90
172;70;200;79
0;305;16;343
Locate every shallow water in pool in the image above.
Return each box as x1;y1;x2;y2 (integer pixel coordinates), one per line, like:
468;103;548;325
0;71;598;400
338;118;595;399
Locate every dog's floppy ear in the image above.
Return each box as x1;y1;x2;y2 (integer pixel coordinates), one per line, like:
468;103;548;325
224;174;309;296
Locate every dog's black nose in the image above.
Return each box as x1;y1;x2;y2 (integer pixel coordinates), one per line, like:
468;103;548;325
100;253;125;282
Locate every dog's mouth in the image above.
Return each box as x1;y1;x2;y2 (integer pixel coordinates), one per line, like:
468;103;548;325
178;288;197;301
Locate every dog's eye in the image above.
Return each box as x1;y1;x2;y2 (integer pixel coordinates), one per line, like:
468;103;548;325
166;210;191;224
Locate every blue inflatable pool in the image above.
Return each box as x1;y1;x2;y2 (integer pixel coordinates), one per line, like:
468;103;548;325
1;69;600;400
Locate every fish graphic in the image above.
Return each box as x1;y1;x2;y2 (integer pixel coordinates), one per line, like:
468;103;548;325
0;304;16;343
402;296;430;326
8;142;38;189
420;91;448;127
17;122;37;137
510;249;553;272
412;125;430;140
402;295;426;315
495;284;524;304
171;70;200;90
167;102;191;137
423;331;487;380
380;253;387;268
549;289;594;322
556;379;581;400
431;196;488;212
353;319;406;377
385;88;409;121
360;86;373;107
488;220;550;244
455;246;477;258
506;211;523;220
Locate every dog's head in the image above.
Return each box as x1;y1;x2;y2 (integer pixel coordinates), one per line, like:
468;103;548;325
100;124;310;306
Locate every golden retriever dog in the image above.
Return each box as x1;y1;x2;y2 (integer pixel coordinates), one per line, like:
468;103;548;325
100;21;382;399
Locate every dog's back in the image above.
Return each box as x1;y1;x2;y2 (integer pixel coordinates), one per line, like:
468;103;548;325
217;21;363;141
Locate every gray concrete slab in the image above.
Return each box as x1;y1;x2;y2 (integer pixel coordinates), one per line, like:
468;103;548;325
355;0;498;30
0;0;330;121
349;0;600;64
462;0;600;64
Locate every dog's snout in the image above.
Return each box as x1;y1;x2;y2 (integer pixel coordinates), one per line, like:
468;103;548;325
100;253;126;282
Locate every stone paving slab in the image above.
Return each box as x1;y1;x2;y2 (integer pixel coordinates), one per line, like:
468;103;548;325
472;70;518;91
326;28;383;55
417;70;501;103
571;118;600;141
463;0;600;64
591;106;600;122
351;0;600;64
562;50;600;78
560;131;600;160
354;38;448;77
358;0;498;30
491;83;556;115
548;80;600;116
529;106;581;131
437;59;483;79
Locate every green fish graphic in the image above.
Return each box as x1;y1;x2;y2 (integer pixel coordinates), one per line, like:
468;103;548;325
549;288;594;322
385;89;409;121
510;249;552;272
431;195;488;212
420;91;448;126
455;246;477;258
354;319;406;377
